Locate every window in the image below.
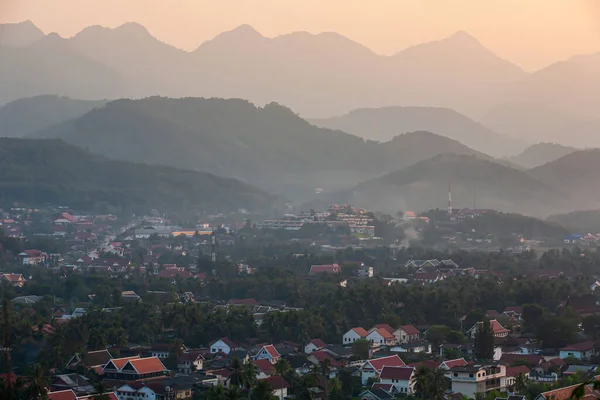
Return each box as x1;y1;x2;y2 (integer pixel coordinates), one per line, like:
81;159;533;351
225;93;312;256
469;374;474;378
453;373;458;377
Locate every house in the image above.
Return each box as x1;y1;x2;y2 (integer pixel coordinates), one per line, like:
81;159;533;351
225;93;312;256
50;374;95;395
439;358;468;371
467;320;509;339
404;260;440;268
360;355;405;385
534;383;600;400
413;272;444;284
12;295;43;305
359;388;394;400
305;339;327;354
210;338;237;355
343;327;369;345
260;376;289;398
177;352;204;373
150;343;187;359
448;363;506;399
499;354;543;368
254;359;276;378
102;356;167;381
379;366;415;395
357;264;374;278
390;341;431;354
562;294;600;317
19;250;47;265
366;328;396;347
254;345;281;364
559;341;596;360
505;365;530;389
396;325;420;343
309;264;341;275
115;383;158;400
1;273;26;287
66;349;113;371
307;350;345;369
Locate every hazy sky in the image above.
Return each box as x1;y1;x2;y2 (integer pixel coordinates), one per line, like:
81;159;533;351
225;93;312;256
2;0;599;71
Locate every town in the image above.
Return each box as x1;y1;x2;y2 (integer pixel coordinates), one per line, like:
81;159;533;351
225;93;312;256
2;203;600;400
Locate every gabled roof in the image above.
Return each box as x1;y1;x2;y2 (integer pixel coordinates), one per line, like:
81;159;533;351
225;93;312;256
260;345;280;359
126;357;167;374
490;319;510;334
261;376;289;390
47;390;77;400
537;384;598;400
506;365;530;377
371;383;394;393
408;360;441;370
359;389;393;400
375;324;395;334
227;298;259;306
212;337;237;349
70;349;113;368
499;354;543;366
348;327;369;337
254;359;275;375
380;366;414;380
102;355;140;371
398;325;420;336
561;340;596;352
364;355;405;373
309;339;327;349
369;328;395;341
440;358;468;369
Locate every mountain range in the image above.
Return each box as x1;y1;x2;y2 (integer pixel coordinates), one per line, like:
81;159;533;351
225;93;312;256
0;138;280;214
0;20;596;131
506;143;579;169
310;106;525;157
29;96;493;197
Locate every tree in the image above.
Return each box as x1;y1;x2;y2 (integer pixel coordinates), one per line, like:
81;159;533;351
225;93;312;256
413;366;431;399
25;363;48;400
274;359;291;400
473;318;494;360
351;339;370;360
425;325;451;349
228;357;244;387
242;361;259;390
251;380;274;400
511;373;528;395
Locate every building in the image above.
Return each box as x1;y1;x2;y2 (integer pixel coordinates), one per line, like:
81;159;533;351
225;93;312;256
177;352;204;373
343;327;369;345
150;343;187;359
210;338;237;355
115;383;158;400
534;383;600;400
505;365;530;389
102;356;168;381
366;328;396;347
66;349;113;371
50;374;95;395
396;325;420;343
19;250;47;265
360;355;405;385
1;273;26;287
254;345;281;364
304;339;327;354
379;366;415;395
260;376;289;399
467;320;510;339
309;264;341;275
449;363;507;399
559;341;596;360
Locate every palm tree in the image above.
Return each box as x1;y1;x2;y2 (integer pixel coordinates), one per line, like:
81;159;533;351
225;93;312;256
413;366;431;399
226;387;244;400
92;381;111;400
228;357;244;387
430;368;448;400
251;380;273;400
207;385;227;400
25;364;48;400
274;359;291;400
242;362;258;390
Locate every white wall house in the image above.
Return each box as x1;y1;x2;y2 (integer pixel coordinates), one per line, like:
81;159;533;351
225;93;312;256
210;338;236;355
343;327;369;345
379;366;415;395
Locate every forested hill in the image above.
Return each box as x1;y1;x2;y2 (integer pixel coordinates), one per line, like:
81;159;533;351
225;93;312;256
31;96;493;197
0;138;281;214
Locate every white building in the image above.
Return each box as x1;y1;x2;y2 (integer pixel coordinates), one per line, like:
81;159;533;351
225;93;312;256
343;327;369;345
379;366;415;395
449;364;506;399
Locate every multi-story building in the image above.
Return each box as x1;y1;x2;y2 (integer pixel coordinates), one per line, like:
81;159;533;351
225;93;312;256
449;363;506;399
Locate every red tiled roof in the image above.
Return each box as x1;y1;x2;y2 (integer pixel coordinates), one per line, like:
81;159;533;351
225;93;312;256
399;325;420;336
309;339;327;349
351;327;369;337
210;368;233;378
442;358;468;369
371;328;395;340
105;356;141;371
254;359;275;375
504;306;523;314
375;324;395;334
262;345;280;359
490;320;509;334
408;360;441;370
127;357;166;374
47;390;77;400
506;365;531;377
309;350;345;367
538;384;597;400
380;366;414;380
561;340;595;351
261;376;289;390
499;354;543;366
366;355;405;372
158;268;193;279
2;273;24;282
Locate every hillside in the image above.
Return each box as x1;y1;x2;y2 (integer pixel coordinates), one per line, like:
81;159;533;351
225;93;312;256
0;95;107;137
0;22;526;118
547;210;600;234
32;97;492;197
528;149;600;209
506;143;579;169
0;21;45;47
310;106;523;157
0;138;280;214
324;154;565;216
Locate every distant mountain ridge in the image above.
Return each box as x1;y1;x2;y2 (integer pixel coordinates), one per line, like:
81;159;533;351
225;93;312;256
506;143;579;169
0;95;107;138
30;96;494;198
310;106;525;157
0;138;280;214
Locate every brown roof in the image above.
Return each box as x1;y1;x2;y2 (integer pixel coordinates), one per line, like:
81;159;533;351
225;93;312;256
366;355;405;372
380;366;414;380
499;354;543;366
227;298;259;306
375;324;395;334
127;357;167;374
351;327;369;337
261;376;289;390
561;340;596;351
399;325;420;336
47;390;77;400
254;359;275;375
506;365;531;377
441;358;468;369
309;339;327;349
371;328;395;340
80;349;112;367
538;384;599;400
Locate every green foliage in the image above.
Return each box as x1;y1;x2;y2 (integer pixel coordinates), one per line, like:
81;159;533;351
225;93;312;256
351;339;370;360
473;318;494;360
0;138;280;214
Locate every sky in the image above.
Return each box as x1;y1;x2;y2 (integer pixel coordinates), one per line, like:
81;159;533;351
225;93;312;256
1;0;599;71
